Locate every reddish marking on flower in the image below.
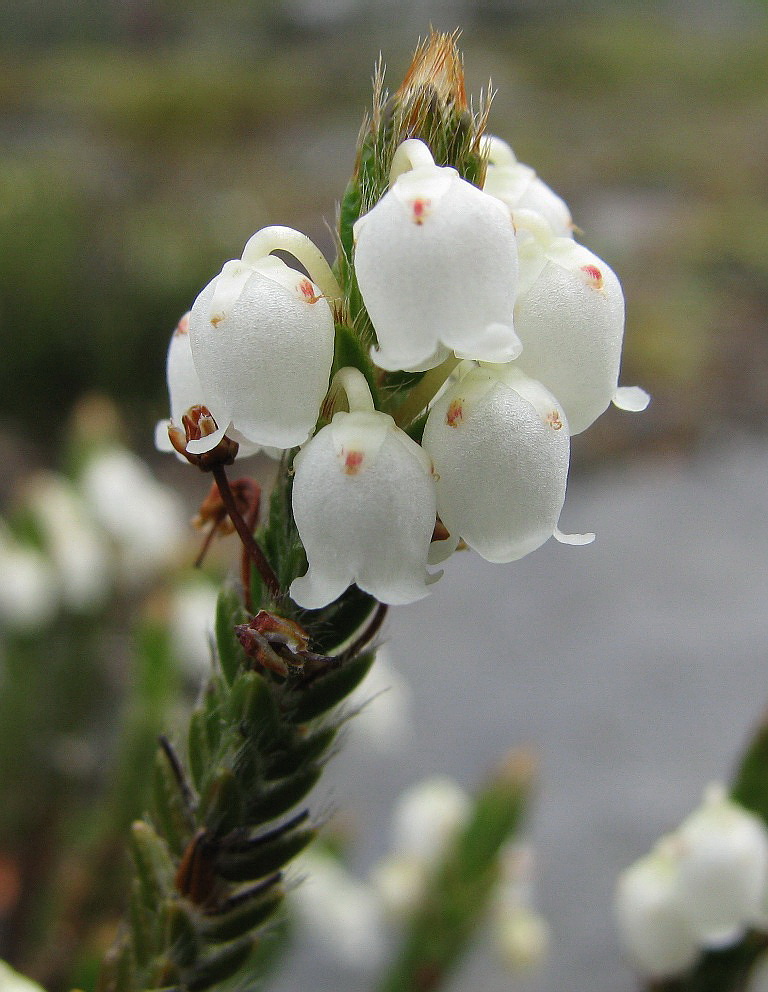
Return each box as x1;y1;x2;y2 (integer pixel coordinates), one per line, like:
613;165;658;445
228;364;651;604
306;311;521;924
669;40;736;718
411;198;431;225
446;400;464;427
545;410;564;431
581;264;604;290
343;450;364;475
298;278;321;304
174;313;190;336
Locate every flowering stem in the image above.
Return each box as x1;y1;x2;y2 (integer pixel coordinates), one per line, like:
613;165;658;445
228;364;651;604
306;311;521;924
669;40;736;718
211;464;281;601
241;225;343;304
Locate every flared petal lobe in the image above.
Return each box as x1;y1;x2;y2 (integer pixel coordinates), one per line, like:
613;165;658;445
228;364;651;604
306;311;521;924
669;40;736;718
188;255;334;452
422;366;571;563
514;239;625;435
290;410;438;609
354;164;520;372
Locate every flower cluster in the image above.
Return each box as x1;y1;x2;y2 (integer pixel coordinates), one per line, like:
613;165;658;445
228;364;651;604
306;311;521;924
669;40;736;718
615;785;768;979
158;88;647;610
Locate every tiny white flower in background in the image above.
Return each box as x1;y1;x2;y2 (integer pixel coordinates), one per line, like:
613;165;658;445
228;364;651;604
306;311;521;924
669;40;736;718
290;405;438;609
491;843;550;973
0;527;58;632
354;138;521;372
169;578;219;678
187;227;336;454
292;850;387;972
25;473;111;612
675;784;768;948
511;211;647;435
370;775;471;917
422;363;593;564
615;838;700;979
0;960;46;992
346;648;414;752
483;135;574;239
80;448;187;582
389;775;471;866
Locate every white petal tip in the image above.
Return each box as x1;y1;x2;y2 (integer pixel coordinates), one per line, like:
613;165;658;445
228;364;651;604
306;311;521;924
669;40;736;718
554;527;596;546
613;386;650;413
154;420;173;452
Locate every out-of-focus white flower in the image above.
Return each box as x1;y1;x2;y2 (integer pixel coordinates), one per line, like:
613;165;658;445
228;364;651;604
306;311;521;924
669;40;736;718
169;579;219;678
187;226;337;453
290;371;438;608
347;648;413;752
390;775;471;866
354;138;520;372
494;906;550;972
25;473;111;611
615;839;700;979
0;960;46;992
492;842;550;973
675;784;768;948
422;364;593;563
483;135;574;239
80;448;187;583
370;775;471;917
0;527;58;632
293;850;387;972
511;211;648;435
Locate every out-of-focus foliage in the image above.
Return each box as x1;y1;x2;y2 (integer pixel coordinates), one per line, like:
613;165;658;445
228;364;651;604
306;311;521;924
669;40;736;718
0;4;766;457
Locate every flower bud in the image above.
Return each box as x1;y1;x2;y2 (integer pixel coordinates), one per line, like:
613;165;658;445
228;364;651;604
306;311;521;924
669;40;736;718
353;140;520;372
513;225;629;435
615;841;699;979
188;243;334;453
483;136;573;239
422;365;589;563
675;785;768;947
289;408;438;609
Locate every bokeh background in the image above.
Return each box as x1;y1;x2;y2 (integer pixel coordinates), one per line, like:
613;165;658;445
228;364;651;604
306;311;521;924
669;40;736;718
1;1;768;989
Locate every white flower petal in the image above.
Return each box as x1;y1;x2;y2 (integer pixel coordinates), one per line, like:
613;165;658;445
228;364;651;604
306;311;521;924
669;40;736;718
354;156;519;371
290;410;438;608
553;526;595;546
513;239;626;435
189;245;334;450
422;366;571;563
613;385;651;412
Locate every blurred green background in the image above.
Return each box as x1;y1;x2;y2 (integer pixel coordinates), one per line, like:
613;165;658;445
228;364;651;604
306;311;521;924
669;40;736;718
1;0;767;479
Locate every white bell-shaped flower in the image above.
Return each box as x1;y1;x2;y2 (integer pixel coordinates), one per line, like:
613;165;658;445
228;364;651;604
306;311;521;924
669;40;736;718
187;227;339;453
675;784;768;948
483;135;574;239
422;364;592;563
290;369;438;609
353;139;521;372
512;211;648;435
615;841;699;979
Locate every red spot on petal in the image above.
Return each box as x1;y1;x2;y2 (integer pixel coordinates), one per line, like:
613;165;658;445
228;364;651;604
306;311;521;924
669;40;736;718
446;400;464;427
411;198;431;225
174;313;190;336
545;410;564;431
343;450;364;475
299;278;321;304
581;264;604;290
